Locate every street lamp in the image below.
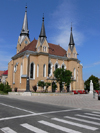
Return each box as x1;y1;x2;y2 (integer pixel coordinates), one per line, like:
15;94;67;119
71;76;74;92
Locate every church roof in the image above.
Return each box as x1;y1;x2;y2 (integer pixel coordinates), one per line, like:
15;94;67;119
2;70;8;76
18;39;67;57
0;71;5;77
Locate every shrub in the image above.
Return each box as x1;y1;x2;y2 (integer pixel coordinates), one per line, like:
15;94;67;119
3;82;12;93
32;85;37;92
0;83;4;91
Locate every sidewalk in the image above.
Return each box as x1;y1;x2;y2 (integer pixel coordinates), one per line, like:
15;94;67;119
1;93;100;111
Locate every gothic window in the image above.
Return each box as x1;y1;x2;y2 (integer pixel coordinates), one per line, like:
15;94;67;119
55;64;58;70
73;53;76;58
62;65;64;69
68;53;71;57
74;68;76;80
77;70;78;82
20;64;23;83
48;63;51;76
14;65;17;72
43;64;46;77
30;62;35;79
37;64;39;77
43;46;47;52
38;47;40;52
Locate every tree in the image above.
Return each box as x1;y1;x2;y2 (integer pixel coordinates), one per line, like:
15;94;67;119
38;81;51;92
84;75;99;91
38;81;45;91
45;82;51;92
53;68;72;91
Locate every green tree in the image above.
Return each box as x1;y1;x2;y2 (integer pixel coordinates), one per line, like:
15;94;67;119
38;81;51;92
84;75;99;91
53;68;72;91
45;82;51;92
38;81;45;91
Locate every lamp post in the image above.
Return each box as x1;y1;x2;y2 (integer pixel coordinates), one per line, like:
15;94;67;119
71;76;74;92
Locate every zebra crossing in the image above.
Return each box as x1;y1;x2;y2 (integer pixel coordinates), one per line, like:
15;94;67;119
1;111;100;133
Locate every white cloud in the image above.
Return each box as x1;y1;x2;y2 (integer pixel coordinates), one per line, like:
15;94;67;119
84;61;100;68
49;0;84;49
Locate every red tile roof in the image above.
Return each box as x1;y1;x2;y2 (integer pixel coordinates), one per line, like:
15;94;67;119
18;39;67;57
2;70;8;75
0;71;4;76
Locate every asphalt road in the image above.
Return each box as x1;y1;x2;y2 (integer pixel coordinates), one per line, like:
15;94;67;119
0;96;100;133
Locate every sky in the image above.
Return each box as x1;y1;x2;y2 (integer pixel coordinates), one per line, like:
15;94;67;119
0;0;100;81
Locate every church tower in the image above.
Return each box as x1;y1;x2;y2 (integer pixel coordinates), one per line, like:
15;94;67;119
17;6;30;53
36;15;49;53
67;26;77;58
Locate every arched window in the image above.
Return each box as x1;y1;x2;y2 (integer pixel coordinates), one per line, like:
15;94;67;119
37;64;39;77
43;46;47;52
62;65;64;69
48;63;51;76
20;64;23;83
55;64;58;70
77;70;78;82
43;64;46;77
30;62;35;79
74;68;76;80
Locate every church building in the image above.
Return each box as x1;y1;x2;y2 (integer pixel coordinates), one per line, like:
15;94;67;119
7;6;84;92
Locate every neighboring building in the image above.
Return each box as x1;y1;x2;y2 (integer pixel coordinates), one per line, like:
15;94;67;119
7;6;84;92
0;71;4;83
1;70;8;84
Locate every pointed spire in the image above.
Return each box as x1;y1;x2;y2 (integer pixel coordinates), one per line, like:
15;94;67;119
20;5;29;38
39;14;46;38
69;25;75;46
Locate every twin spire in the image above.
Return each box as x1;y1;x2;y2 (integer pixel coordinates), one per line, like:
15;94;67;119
20;6;75;50
69;26;75;51
39;14;46;38
20;6;29;38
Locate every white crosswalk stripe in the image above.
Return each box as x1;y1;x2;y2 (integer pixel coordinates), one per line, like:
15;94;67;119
1;127;17;133
64;116;100;125
76;114;100;120
92;111;100;114
51;118;98;131
85;113;100;117
20;123;48;133
38;120;82;133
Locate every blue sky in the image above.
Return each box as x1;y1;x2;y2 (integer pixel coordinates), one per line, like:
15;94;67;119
0;0;100;81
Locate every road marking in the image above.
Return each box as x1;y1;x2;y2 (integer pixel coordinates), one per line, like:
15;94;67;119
92;111;100;114
0;114;34;121
85;113;100;117
38;120;82;133
0;108;81;121
76;114;100;120
0;103;35;114
52;118;98;131
21;123;48;133
1;127;17;133
64;116;100;125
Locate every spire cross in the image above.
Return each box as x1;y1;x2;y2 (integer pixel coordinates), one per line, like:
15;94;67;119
71;22;72;31
42;13;44;21
25;4;27;12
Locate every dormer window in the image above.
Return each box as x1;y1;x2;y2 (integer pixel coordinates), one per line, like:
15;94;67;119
25;40;28;44
43;46;47;52
73;53;76;58
68;53;71;57
38;47;40;52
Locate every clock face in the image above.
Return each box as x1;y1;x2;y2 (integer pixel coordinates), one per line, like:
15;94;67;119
25;40;28;44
